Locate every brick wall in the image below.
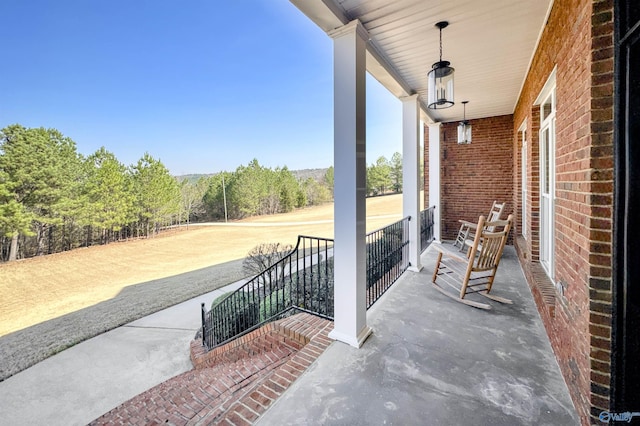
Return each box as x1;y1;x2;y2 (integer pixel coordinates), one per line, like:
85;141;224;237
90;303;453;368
510;0;614;424
425;115;514;241
587;0;614;420
422;0;616;422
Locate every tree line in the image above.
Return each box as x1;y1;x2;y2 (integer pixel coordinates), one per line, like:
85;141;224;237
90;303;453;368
0;124;403;262
200;160;333;222
0;125;183;261
0;125;338;262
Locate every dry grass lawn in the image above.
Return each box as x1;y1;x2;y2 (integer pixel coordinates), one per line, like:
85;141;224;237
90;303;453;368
0;194;403;337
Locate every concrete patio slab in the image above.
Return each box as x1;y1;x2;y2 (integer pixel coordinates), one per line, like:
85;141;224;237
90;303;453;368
257;246;579;425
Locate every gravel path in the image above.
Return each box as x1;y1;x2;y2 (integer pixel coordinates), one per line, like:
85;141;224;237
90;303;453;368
0;258;248;382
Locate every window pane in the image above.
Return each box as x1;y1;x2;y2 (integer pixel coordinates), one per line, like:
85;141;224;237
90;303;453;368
542;97;552;121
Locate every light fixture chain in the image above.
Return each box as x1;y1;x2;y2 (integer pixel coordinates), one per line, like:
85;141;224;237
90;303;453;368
439;27;443;62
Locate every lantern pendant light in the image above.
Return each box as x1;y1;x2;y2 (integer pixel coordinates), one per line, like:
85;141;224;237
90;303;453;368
457;101;472;144
427;21;454;109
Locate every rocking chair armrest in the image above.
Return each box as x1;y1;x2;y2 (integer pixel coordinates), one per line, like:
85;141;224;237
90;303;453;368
432;242;469;263
458;219;478;230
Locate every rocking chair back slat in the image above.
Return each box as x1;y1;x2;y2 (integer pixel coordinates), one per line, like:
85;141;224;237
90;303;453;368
485;202;506;231
475;230;507;270
454;201;505;250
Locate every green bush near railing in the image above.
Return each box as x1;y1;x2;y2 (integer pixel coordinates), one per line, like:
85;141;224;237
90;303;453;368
203;244;334;348
289;257;334;317
259;288;291;322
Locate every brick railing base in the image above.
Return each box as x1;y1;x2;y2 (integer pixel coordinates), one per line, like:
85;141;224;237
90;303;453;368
91;313;333;426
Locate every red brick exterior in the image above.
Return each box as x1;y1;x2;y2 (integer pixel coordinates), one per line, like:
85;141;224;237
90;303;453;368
424;1;615;423
587;1;615;419
513;1;615;424
424;115;514;241
513;1;593;423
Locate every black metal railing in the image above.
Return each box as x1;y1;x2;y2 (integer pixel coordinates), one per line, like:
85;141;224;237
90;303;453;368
201;209;436;351
201;235;334;349
420;205;436;252
365;216;410;308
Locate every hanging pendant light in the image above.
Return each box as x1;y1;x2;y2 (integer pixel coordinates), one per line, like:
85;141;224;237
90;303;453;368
457;101;472;144
428;21;454;109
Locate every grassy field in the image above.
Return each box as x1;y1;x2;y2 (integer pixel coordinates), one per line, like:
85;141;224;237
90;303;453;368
0;194;403;337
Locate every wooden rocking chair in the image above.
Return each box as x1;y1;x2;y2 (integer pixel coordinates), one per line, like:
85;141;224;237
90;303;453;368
453;201;505;251
431;214;513;309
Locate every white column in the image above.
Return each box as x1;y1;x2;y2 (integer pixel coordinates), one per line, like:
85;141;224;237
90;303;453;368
428;123;442;242
401;95;422;272
327;20;371;348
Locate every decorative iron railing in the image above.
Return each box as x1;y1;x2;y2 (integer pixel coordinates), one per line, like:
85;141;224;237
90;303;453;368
420;205;436;252
365;216;410;308
201;235;334;349
201;208;436;351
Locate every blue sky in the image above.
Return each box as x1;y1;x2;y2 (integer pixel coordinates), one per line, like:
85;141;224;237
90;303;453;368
0;0;403;175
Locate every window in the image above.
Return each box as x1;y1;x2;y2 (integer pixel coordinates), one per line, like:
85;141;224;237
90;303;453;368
538;79;556;278
519;122;527;238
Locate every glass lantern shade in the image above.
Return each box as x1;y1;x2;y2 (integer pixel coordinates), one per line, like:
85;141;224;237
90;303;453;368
427;61;454;109
457;121;472;144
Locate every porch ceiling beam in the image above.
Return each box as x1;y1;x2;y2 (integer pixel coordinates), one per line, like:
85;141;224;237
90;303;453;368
365;46;435;124
288;0;348;32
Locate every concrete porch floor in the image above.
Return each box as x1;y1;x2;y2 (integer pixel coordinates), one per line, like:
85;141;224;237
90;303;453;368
257;245;579;425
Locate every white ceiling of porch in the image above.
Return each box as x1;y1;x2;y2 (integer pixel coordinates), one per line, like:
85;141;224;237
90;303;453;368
290;0;554;124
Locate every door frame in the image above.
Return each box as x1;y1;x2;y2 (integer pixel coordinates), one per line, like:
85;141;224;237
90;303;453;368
612;0;640;412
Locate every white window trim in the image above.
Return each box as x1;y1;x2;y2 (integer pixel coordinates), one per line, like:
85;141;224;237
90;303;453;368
519;120;528;239
534;66;557;105
535;70;556;280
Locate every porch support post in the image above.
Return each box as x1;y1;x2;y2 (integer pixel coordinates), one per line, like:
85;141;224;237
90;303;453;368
327;20;372;348
428;122;442;242
401;94;422;272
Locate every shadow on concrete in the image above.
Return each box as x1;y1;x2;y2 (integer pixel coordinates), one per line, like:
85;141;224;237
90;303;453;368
0;258;247;382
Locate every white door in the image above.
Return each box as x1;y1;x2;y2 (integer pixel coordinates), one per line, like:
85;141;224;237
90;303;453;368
539;92;555;277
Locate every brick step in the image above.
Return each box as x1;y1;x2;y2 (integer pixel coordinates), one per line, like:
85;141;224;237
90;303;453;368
90;313;333;426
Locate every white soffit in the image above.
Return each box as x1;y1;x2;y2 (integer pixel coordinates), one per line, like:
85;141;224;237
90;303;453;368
290;0;554;124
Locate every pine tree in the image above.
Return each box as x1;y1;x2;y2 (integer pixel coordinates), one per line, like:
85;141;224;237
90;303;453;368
390;152;403;193
0;124;81;260
82;147;135;243
131;153;180;236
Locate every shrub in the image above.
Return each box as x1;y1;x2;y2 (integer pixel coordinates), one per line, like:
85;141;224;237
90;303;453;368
258;287;291;322
207;290;259;345
204;248;335;347
243;242;293;280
